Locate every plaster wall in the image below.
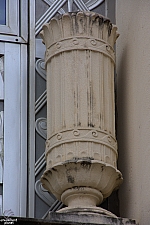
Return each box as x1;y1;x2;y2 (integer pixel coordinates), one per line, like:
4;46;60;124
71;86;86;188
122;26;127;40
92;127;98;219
116;0;150;224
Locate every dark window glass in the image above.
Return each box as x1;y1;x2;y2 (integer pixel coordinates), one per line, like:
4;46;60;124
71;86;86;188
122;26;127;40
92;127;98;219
0;0;6;25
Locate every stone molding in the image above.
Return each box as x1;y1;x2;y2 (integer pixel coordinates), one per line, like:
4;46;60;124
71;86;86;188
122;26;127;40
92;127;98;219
46;128;117;154
45;36;115;63
46;128;118;168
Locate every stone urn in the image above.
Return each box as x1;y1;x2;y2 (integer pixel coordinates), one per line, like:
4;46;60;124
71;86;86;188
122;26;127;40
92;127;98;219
40;11;123;214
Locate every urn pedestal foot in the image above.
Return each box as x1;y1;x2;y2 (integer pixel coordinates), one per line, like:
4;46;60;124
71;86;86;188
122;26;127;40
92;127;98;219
58;186;117;218
61;187;103;208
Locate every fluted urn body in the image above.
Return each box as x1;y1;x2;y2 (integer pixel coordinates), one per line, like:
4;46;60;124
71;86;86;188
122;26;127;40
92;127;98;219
41;12;123;212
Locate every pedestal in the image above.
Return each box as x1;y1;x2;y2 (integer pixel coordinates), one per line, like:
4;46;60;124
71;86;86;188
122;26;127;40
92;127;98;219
48;212;139;225
0;216;139;225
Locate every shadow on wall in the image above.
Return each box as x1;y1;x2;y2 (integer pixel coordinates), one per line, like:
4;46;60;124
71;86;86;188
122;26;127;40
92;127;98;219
117;44;133;216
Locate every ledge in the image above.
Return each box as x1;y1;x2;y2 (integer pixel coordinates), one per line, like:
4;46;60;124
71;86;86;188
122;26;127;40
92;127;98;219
0;212;138;225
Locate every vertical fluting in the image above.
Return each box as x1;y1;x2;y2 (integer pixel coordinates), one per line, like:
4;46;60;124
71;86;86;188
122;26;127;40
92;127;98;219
41;12;119;166
40;12;122;207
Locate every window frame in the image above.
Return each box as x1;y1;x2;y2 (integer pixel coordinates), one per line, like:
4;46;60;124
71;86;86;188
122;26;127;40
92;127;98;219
2;42;27;217
0;0;28;43
0;0;28;217
0;0;19;35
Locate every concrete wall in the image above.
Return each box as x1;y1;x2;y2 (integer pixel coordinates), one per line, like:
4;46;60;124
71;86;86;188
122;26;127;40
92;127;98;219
116;0;150;224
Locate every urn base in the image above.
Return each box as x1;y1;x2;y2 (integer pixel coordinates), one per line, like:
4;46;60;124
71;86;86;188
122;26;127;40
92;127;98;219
57;206;117;218
41;159;123;210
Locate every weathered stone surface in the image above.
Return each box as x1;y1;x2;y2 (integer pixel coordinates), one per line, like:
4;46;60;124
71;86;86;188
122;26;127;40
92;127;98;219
40;11;122;212
48;212;138;225
0;214;138;225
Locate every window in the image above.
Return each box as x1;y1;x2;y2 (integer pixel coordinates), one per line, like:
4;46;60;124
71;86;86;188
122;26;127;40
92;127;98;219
0;0;28;43
0;0;6;25
0;0;18;35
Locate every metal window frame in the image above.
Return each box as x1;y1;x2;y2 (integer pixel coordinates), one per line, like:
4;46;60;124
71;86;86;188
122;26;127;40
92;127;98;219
0;0;28;43
0;0;28;217
3;43;27;217
0;0;19;35
28;0;36;218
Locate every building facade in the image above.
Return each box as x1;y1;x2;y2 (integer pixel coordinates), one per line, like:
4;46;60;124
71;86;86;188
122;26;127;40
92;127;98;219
0;1;150;224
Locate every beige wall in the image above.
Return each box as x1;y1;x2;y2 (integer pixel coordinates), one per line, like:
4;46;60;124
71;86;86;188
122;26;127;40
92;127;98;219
116;0;150;224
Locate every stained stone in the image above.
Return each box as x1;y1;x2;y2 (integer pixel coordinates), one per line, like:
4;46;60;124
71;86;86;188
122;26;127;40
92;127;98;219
48;212;139;225
40;11;123;212
0;214;138;225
